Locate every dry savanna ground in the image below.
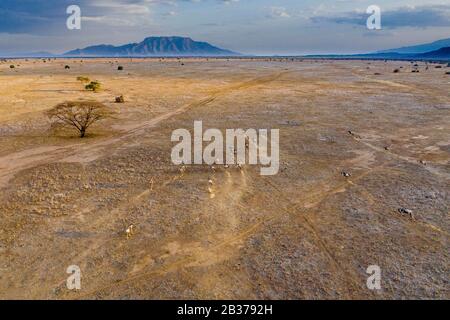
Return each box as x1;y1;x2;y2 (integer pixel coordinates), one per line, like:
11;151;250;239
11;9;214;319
0;58;448;299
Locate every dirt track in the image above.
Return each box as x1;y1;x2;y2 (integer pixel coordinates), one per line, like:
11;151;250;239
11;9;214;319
0;58;448;299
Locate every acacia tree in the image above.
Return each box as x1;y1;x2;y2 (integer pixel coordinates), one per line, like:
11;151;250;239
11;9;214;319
47;101;114;138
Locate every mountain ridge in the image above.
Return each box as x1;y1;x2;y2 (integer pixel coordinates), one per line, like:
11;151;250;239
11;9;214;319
64;36;240;57
377;38;450;54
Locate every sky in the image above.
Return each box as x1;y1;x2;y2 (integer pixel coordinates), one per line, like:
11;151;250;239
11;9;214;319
0;0;449;55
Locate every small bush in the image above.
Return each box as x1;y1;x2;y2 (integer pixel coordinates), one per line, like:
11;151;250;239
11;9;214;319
435;65;442;69
9;65;15;68
77;76;90;83
393;69;400;73
115;95;125;103
85;81;101;92
118;66;124;71
446;72;450;75
65;65;70;69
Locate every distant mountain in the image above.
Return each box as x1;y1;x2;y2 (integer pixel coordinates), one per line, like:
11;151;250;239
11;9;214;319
0;51;56;58
377;38;450;54
304;38;450;61
65;36;239;57
418;47;450;59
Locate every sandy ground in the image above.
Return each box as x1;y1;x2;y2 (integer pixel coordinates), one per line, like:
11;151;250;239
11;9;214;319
0;58;448;299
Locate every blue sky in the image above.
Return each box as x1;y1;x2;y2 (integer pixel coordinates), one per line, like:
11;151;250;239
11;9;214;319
0;0;449;55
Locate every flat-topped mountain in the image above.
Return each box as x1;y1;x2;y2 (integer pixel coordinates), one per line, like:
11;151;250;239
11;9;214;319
65;36;240;57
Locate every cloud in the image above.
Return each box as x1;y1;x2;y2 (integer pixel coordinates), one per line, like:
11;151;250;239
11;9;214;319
0;0;242;34
267;7;291;19
311;4;450;29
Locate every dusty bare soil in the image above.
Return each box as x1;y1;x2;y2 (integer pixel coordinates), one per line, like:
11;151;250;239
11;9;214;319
0;58;448;299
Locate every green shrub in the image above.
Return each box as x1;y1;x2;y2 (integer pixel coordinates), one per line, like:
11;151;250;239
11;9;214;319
77;76;90;83
85;81;101;92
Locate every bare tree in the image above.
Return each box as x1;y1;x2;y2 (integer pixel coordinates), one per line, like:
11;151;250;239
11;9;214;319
47;101;114;138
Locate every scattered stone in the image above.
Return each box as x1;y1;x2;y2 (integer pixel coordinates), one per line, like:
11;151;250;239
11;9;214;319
341;171;351;178
419;160;427;166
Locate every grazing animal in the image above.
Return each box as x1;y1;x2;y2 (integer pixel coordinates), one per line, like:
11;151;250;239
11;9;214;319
398;208;414;220
125;225;135;239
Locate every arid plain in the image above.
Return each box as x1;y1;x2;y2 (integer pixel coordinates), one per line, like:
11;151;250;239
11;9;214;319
0;58;448;299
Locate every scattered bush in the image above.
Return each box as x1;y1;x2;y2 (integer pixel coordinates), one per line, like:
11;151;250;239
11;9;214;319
115;95;125;103
85;81;101;92
47;100;114;138
76;76;90;83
